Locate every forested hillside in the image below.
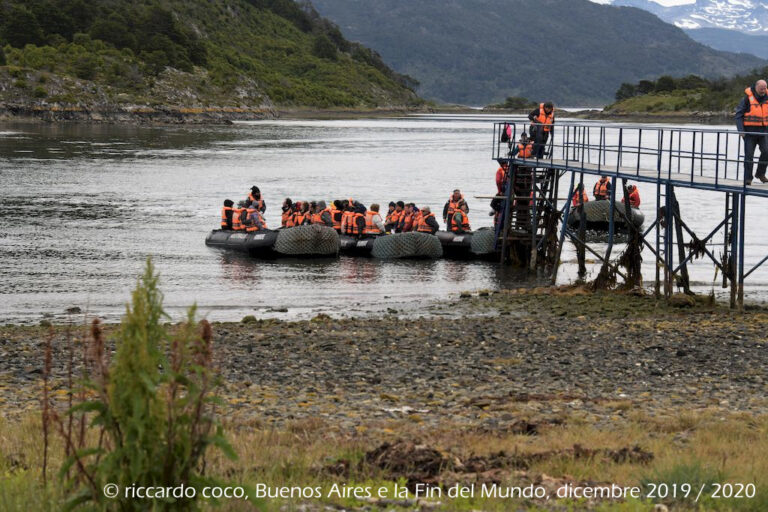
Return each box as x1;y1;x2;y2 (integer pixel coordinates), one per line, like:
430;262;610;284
312;0;766;106
0;0;421;117
608;67;768;115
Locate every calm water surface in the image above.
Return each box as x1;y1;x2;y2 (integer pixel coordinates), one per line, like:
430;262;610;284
1;115;766;324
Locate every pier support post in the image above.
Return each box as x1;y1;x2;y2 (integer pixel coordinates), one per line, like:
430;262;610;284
551;172;575;284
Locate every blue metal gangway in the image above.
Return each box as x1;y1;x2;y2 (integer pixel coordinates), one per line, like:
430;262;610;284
492;121;768;308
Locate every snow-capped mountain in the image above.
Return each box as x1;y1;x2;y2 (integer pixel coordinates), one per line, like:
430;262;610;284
604;0;768;33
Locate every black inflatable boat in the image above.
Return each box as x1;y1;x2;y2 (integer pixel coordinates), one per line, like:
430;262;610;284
205;225;340;259
436;228;498;260
339;232;443;259
566;200;644;231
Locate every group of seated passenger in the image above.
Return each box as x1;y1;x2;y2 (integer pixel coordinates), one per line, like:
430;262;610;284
220;187;474;236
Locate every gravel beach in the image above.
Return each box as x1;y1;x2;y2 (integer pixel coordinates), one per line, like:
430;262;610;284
3;288;766;432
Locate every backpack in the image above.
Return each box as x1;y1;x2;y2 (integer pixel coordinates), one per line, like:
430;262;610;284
500;122;510;143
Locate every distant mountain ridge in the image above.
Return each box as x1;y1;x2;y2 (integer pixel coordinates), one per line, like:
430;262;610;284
312;0;766;106
684;27;768;60
609;0;768;33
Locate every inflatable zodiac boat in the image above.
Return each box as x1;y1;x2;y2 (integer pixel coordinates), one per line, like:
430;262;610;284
566;200;644;231
205;225;340;258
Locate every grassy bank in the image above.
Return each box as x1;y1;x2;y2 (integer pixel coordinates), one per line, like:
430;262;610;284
1;288;767;510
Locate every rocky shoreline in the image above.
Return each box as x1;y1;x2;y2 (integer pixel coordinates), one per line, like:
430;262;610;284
2;288;766;431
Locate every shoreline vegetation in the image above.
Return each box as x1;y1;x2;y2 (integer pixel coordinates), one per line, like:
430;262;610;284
2;285;768;510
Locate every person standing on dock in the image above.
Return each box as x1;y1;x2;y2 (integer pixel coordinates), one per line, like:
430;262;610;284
528;102;555;158
735;80;768;185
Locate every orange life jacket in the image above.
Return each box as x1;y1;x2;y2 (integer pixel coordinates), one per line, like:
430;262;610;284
743;87;768;127
312;208;331;225
593;178;610;200
281;210;293;228
344;211;364;235
445;195;464;226
245;209;267;232
330;206;342;231
622;187;641;208
363;211;383;234
417;212;436;233
535;103;554;132
517;142;533;158
399;211;415;232
231;208;244;231
450;211;470;232
292;211;309;226
572;190;589;207
220;206;233;229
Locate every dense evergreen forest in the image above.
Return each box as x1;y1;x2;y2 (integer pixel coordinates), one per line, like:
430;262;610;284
0;0;421;109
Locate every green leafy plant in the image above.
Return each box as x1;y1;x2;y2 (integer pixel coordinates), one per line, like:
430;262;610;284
43;258;236;510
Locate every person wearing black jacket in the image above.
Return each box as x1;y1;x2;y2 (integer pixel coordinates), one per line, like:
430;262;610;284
735;80;768;185
528;102;555;158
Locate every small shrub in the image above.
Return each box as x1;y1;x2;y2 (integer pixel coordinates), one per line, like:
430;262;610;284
32;85;47;98
43;258;236;510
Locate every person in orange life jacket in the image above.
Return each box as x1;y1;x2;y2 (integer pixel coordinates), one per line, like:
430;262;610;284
736;80;768;185
391;201;405;232
528;102;554;158
571;183;588;207
621;184;641;208
398;203;417;232
311;200;334;227
330;200;344;232
443;189;466;225
409;203;422;232
221;199;235;230
593;176;611;201
450;201;471;233
416;206;439;234
363;203;385;234
496;161;510;195
509;132;533;159
244;202;268;232
292;201;311;226
247;186;266;213
231;200;250;231
384;201;397;232
281;198;293;227
341;202;365;236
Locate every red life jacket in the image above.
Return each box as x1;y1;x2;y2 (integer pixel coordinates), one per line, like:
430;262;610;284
535;103;554;132
220;206;233;230
363;211;383;234
743;87;768;127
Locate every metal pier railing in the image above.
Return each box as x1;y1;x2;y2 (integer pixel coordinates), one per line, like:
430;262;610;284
492;121;768;308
